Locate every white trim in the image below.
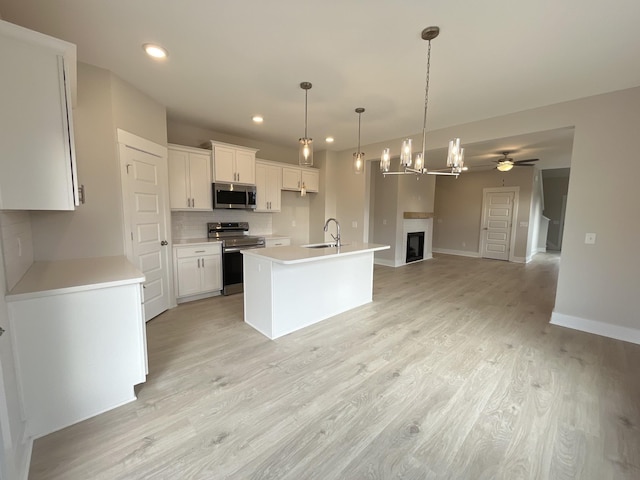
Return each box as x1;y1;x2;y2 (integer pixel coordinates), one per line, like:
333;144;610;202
535;247;547;253
374;258;396;267
479;186;520;262
551;312;640;345
116;130;174;319
433;248;481;258
511;256;529;264
117;129;166;158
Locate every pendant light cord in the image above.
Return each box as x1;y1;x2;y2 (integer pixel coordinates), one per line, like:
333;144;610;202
357;111;362;155
304;88;308;138
421;39;432;161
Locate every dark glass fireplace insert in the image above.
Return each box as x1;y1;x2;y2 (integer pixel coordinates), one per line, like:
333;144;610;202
406;231;425;263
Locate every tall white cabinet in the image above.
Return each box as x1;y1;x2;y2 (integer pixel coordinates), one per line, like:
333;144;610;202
168;144;212;210
255;160;282;212
0;20;79;210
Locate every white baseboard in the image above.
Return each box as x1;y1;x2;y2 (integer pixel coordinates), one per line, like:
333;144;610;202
374;258;396;267
19;438;33;480
550;312;640;345
432;248;480;258
536;247;547;253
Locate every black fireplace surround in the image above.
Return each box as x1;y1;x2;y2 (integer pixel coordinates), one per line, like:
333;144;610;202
406;231;425;263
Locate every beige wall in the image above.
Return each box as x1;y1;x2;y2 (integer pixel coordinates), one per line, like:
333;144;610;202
167;119;298;165
30;62;167;261
433;168;534;259
330;85;640;333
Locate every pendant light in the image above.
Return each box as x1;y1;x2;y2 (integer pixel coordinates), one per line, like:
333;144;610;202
381;26;464;177
298;82;313;166
353;107;365;174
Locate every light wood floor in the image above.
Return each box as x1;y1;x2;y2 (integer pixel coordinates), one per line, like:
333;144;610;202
29;253;640;479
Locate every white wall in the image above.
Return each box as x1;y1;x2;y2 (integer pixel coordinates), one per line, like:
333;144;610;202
330;86;640;340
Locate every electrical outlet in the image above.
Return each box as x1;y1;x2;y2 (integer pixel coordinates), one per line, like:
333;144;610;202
352;221;357;228
383;219;387;225
585;233;596;244
291;220;296;227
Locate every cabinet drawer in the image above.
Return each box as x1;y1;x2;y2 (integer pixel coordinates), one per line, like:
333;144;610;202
175;244;220;258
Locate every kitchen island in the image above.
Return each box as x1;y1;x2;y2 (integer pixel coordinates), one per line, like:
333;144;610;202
242;242;389;339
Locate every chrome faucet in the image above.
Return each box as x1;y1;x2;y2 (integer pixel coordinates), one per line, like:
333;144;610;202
323;218;341;247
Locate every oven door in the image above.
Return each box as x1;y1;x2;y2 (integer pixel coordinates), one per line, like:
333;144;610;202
222;245;265;295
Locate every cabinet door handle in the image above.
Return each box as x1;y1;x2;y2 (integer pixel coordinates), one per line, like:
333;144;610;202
197;258;200;268
192;198;195;208
201;258;205;267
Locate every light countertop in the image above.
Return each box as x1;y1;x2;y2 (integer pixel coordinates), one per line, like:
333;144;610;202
172;238;222;246
6;256;145;301
242;242;389;265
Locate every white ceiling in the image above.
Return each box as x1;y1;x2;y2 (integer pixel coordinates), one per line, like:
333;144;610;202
1;0;639;164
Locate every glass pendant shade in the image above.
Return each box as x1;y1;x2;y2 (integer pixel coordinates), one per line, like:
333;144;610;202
447;138;464;172
497;162;514;172
380;148;391;172
414;153;424;172
400;139;412;167
353;152;364;174
299;138;313;166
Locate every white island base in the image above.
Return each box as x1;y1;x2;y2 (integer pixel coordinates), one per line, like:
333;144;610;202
243;243;388;339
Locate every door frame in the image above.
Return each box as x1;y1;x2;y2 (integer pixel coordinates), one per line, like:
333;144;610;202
116;129;175;312
479;186;520;262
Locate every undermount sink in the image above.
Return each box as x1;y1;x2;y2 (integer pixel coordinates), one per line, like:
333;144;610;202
302;242;350;249
302;242;338;249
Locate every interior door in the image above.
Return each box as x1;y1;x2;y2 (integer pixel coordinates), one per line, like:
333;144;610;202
481;190;515;261
118;131;171;321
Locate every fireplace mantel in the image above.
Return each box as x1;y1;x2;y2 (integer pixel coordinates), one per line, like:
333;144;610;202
403;212;433;219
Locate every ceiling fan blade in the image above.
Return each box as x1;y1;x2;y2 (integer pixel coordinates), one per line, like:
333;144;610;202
514;163;535;167
513;158;539;164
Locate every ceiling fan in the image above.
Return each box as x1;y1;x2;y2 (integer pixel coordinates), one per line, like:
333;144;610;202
494;151;539;172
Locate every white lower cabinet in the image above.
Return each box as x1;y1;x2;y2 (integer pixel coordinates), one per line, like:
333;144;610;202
174;243;222;301
265;237;291;247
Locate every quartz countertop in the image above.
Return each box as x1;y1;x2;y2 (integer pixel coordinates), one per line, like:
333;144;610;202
241;242;389;265
172;238;222;246
6;256;145;301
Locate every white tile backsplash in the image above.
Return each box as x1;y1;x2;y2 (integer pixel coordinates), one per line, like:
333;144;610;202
0;211;34;291
171;210;273;241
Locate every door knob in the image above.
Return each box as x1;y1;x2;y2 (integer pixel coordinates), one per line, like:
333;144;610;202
161;240;168;246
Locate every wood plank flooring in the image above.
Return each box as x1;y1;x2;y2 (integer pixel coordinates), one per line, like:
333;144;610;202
28;253;640;479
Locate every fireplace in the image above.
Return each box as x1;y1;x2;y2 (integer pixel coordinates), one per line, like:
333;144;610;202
406;231;425;263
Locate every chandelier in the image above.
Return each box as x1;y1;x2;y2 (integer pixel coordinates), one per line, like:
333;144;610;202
380;26;464;177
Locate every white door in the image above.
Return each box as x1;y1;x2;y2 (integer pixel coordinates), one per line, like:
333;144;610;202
481;189;516;261
118;130;171;321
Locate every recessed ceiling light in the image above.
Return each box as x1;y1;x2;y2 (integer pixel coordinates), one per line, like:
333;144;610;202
252;115;264;124
143;43;168;59
325;137;334;143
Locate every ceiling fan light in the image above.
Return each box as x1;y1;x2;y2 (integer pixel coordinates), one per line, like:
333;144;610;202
497;162;514;172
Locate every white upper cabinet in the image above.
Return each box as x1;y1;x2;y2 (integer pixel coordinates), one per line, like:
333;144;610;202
282;166;319;193
255;160;282;212
0;20;78;210
211;141;258;185
301;168;319;193
168;144;212;211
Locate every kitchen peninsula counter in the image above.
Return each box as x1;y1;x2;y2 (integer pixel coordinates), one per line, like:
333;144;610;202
242;243;389;339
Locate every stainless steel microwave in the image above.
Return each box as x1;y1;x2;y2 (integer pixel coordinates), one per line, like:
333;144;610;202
212;183;256;209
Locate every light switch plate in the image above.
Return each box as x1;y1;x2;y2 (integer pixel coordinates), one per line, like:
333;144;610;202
585;233;596;244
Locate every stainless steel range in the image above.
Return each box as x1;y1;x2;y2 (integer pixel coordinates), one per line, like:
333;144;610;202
208;222;265;295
